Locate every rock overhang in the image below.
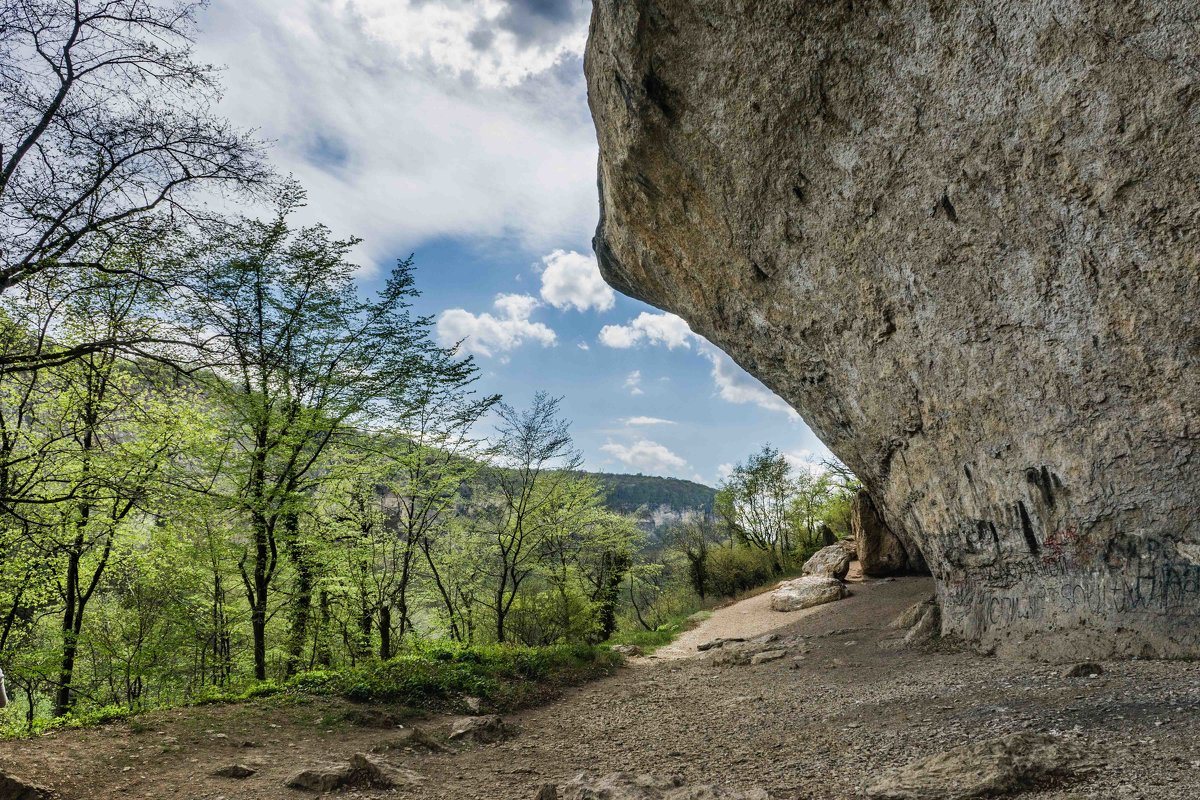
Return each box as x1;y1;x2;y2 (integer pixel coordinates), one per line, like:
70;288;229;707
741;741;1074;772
585;0;1200;659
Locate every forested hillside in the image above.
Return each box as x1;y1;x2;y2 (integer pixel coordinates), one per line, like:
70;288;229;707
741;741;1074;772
587;473;715;517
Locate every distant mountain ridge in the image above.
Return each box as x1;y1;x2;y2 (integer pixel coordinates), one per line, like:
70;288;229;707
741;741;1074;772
585;472;716;531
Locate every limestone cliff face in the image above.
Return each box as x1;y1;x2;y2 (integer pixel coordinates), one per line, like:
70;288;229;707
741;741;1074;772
586;0;1200;657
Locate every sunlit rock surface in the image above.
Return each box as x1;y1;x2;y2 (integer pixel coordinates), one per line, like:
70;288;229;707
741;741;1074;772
586;0;1200;658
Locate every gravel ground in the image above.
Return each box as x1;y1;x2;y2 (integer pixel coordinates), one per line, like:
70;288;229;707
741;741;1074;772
4;574;1200;799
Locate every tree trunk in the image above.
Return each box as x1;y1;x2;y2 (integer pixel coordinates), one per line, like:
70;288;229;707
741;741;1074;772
249;514;271;681
357;610;373;659
54;547;81;718
594;552;629;643
495;599;507;644
314;589;332;668
379;606;391;660
284;514;312;677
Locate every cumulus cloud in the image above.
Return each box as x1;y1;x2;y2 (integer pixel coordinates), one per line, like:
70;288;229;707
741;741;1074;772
599;309;797;417
623;370;644;396
700;346;798;418
539;249;614;312
601;439;688;475
196;0;597;271
624;416;675;426
493;0;590;48
437;293;556;357
598;312;693;350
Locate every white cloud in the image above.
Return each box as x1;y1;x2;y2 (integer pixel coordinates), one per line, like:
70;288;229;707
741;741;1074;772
597;323;639;349
700;345;798;418
624;416;675;426
783;448;833;477
623;370;644;396
333;0;588;88
539;249;614;312
598;312;693;350
716;463;735;481
196;1;597;270
436;293;556;358
601;439;688;475
599;309;797;417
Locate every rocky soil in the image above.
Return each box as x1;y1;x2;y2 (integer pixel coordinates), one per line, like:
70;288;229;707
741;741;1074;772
3;576;1200;798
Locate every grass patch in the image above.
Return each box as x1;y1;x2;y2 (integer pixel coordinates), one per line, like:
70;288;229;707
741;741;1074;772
1;642;622;739
299;641;621;713
606;609;713;654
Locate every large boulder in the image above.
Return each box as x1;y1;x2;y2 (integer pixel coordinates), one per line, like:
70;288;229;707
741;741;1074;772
586;0;1200;659
801;544;851;580
769;576;847;612
865;732;1103;799
852;490;917;577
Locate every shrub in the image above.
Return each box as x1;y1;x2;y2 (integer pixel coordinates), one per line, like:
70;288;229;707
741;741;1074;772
704;546;777;597
284;642;620;712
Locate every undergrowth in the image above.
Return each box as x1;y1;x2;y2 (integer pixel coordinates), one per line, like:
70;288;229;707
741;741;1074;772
2;642;621;739
606;610;712;653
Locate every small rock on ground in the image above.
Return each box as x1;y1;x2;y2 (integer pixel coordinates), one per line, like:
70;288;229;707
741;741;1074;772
890;597;936;631
536;772;772;799
370;726;450;754
449;714;508;744
0;772;50;800
865;732;1104;799
612;644;644;657
697;637;744;652
709;637;805;667
285;753;422;791
749;650;787;665
211;764;256;779
1061;662;1104;678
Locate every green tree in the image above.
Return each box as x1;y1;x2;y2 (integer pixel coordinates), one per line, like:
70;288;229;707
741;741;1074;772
715;445;795;567
667;515;721;600
183;190;448;680
0;0;265;371
376;349;496;654
481;392;583;643
28;274;191;716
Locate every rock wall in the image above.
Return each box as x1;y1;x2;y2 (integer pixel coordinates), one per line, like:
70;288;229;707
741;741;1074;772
585;0;1200;658
852;490;925;577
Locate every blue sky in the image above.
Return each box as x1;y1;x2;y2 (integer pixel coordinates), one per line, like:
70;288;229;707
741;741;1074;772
196;0;831;485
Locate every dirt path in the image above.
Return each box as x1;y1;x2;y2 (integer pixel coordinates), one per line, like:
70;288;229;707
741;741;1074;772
655;564;867;660
4;575;1200;799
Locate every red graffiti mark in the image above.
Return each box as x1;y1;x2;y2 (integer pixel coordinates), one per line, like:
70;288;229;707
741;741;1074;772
1042;526;1101;566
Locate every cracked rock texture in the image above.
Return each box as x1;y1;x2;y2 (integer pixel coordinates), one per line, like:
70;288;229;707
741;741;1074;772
853;489;924;577
585;0;1200;658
